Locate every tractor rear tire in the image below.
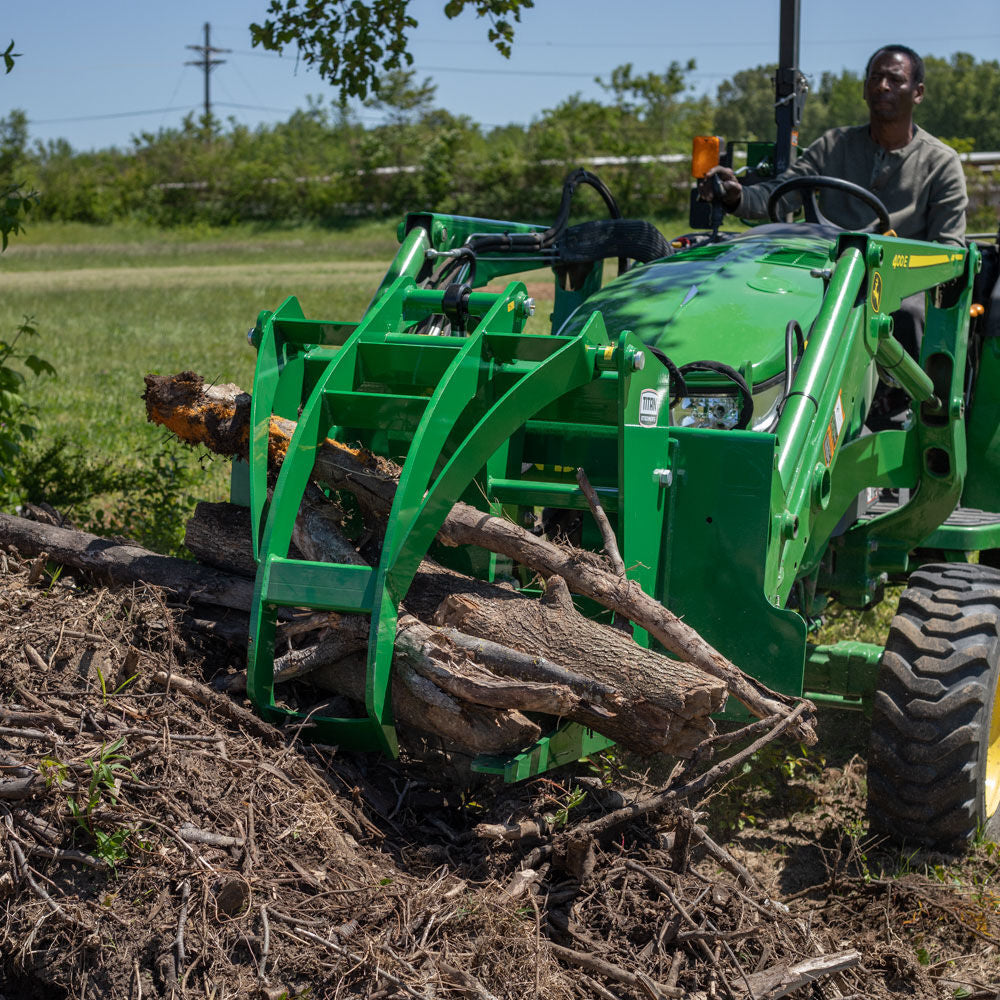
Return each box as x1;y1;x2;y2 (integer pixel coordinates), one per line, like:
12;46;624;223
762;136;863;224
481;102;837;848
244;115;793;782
867;563;1000;848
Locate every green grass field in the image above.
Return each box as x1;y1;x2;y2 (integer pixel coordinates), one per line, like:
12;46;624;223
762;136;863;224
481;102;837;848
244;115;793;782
0;221;410;545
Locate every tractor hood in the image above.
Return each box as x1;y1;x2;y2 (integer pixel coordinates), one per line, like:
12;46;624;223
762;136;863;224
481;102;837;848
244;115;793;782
556;225;836;388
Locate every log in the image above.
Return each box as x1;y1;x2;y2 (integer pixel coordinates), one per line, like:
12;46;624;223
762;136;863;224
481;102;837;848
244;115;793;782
0;511;719;755
182;498;724;754
143;372;815;741
435;577;719;722
0;511;254;612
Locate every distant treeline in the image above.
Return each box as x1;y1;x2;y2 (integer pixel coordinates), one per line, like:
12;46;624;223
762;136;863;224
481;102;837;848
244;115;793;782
4;54;999;228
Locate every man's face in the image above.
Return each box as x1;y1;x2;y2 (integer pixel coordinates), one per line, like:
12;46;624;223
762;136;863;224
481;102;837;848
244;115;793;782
864;51;924;123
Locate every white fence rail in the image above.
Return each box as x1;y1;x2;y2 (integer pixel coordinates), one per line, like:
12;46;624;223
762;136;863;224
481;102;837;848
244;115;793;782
153;151;1000;192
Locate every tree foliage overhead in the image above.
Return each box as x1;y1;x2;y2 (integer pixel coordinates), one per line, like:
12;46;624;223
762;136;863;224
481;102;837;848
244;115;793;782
250;0;535;101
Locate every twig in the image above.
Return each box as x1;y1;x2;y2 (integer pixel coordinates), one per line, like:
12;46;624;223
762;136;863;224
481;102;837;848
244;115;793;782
686;816;760;892
739;950;861;998
548;943;683;998
22;644;50;671
177;823;245;849
151;670;284;746
623;861;728;980
259;905;270;980
578;974;621;1000
579;702;810;840
576;467;625;576
174;879;191;976
28;845;108;869
3;806;90;930
436;961;502;1000
0;775;45;801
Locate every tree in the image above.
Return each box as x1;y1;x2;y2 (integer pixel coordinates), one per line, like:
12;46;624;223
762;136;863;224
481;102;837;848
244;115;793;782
595;60;711;152
250;0;535;102
0;44;32;248
919;53;1000;151
713;65;776;142
800;69;866;143
363;68;437;128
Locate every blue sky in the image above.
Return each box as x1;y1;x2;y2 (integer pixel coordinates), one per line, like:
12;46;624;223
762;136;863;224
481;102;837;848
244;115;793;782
3;0;999;153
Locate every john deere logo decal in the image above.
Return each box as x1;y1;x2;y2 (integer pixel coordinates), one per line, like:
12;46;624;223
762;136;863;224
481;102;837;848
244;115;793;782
870;272;882;312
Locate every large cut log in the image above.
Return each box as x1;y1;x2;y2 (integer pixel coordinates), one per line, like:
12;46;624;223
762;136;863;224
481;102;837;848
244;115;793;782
0;511;721;755
184;496;723;754
144;371;815;741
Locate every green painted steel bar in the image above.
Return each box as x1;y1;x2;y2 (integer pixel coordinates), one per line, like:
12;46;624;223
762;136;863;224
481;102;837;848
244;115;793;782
525;419;619;440
775;246;867;490
470;724;616;781
358;299;509;738
249;296;307;560
487;478;620;512
921;519;1000;550
247;273;470;754
831;244;978;593
380;324;606;596
804;640;884;702
803;692;868;711
363;309;609;747
263;560;376;612
247;268;616;759
365;225;429;312
873;323;939;407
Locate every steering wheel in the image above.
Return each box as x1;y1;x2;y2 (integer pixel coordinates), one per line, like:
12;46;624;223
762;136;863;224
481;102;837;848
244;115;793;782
766;175;891;232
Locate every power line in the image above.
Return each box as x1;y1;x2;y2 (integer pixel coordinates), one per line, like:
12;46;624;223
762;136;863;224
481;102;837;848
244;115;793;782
186;22;230;121
31;106;199;125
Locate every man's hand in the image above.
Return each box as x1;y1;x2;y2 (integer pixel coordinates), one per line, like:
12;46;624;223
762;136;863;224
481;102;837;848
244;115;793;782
698;166;742;211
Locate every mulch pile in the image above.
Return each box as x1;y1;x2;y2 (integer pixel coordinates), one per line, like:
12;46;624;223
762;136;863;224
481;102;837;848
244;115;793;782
2;545;998;999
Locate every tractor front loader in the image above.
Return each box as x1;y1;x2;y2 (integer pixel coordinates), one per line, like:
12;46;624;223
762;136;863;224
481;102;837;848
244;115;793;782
236;14;1000;849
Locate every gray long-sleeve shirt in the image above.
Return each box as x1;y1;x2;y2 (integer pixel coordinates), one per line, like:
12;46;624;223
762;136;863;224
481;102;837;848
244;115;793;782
737;124;968;246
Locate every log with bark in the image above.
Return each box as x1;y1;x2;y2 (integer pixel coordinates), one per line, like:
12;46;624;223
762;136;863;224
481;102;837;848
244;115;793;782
142;371;815;742
0;509;722;757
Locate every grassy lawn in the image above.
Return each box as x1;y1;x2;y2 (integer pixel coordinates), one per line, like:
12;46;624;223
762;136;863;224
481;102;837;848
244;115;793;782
1;220;406;548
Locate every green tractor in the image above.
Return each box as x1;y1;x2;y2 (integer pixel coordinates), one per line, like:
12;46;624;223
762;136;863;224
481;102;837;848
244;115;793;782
238;21;1000;850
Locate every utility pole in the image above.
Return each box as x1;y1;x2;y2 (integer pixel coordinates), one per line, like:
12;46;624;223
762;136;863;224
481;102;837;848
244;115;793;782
185;22;230;124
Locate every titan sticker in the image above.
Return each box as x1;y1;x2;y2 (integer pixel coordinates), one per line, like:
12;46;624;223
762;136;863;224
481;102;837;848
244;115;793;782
639;388;661;427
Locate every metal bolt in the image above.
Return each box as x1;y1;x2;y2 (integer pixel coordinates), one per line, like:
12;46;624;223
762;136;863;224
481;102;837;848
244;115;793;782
809;268;832;280
247;328;256;345
652;468;673;487
524;297;536;317
631;350;646;372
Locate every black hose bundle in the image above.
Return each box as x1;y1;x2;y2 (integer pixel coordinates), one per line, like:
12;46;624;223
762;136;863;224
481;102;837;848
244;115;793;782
556;218;674;266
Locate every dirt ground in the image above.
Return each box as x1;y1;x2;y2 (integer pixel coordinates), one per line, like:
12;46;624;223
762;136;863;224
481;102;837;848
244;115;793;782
1;548;998;1000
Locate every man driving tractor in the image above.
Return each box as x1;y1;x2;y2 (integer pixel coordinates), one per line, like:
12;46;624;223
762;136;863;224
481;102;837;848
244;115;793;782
702;44;969;425
700;44;968;246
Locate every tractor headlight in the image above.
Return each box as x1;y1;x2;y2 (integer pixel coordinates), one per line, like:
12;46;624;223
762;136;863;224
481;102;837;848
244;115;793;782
676;395;740;430
671;381;784;432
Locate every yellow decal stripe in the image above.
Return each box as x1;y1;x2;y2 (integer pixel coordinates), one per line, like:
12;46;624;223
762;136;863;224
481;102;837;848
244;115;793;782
908;254;955;268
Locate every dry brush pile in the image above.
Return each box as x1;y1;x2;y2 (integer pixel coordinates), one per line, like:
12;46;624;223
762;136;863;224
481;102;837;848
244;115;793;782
1;369;999;998
0;547;877;1000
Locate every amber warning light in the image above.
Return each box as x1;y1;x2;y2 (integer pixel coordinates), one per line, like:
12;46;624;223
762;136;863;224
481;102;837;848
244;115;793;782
692;136;724;178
